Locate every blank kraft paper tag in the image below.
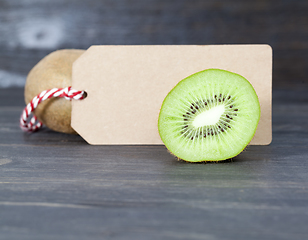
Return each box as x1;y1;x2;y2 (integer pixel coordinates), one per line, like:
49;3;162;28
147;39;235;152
71;45;272;145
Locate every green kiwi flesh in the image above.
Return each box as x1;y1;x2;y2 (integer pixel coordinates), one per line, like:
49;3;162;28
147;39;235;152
158;69;260;162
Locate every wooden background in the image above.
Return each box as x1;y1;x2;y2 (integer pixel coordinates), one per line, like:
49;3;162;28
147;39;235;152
0;0;307;90
1;88;308;240
1;1;308;239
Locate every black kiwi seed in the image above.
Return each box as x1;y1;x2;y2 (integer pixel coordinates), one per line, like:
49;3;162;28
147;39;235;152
180;92;239;140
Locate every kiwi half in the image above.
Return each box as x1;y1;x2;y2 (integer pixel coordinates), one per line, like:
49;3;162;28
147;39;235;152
158;69;260;162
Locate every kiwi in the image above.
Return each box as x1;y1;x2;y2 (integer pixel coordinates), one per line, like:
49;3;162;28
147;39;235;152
158;69;260;162
25;49;85;134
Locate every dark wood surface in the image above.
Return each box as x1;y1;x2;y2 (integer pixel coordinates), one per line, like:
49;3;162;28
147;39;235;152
0;88;307;240
1;1;308;239
0;0;308;90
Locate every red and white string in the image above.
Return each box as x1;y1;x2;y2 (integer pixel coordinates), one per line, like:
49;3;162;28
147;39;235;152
20;87;85;132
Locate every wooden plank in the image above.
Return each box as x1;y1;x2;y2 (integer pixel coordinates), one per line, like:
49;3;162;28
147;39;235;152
0;88;308;239
0;0;308;89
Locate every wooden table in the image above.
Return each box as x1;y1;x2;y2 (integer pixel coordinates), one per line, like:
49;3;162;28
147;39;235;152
0;88;307;240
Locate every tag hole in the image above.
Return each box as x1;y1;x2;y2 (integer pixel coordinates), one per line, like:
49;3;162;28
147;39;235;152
83;91;88;99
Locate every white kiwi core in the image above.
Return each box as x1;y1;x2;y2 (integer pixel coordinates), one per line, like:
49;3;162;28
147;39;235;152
192;105;225;128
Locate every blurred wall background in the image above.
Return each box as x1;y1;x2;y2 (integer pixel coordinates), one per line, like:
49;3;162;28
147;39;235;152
0;0;307;90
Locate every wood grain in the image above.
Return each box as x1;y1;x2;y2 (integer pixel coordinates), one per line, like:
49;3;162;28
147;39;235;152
1;2;308;238
0;88;308;239
0;0;308;89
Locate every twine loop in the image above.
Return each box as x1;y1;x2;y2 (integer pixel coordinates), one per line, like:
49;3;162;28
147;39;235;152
20;87;85;132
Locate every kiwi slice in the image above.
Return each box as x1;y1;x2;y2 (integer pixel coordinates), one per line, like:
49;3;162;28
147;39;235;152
158;69;260;162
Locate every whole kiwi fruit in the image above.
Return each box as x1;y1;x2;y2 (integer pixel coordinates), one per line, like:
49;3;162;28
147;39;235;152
25;49;85;134
158;69;260;162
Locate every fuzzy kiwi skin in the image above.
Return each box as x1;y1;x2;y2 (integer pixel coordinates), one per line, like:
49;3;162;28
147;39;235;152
25;49;85;134
158;69;260;162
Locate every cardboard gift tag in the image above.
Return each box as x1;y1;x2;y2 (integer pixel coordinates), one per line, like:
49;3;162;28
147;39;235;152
71;45;272;145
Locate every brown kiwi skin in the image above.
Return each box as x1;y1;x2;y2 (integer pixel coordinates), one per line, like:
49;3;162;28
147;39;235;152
25;49;85;134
